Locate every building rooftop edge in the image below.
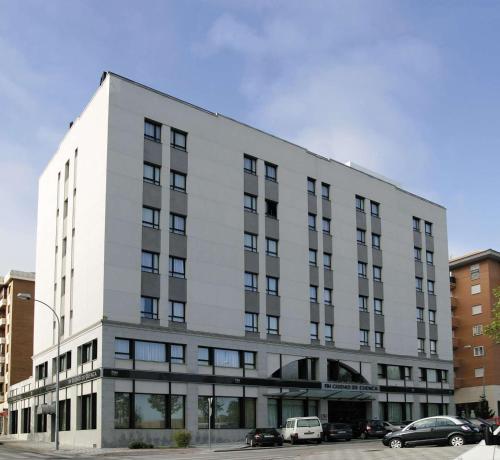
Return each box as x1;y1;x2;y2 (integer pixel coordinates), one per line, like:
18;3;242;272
449;249;500;269
1;270;35;285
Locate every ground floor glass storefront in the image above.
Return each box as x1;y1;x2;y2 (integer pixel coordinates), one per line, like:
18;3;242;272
268;399;319;427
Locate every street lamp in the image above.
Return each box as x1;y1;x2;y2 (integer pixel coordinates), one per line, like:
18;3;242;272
17;293;60;450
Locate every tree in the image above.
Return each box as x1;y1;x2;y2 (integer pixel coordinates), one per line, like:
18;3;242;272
484;287;500;342
476;394;495;419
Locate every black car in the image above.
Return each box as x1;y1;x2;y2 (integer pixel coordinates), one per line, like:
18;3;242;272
382;416;482;448
245;428;283;447
352;420;387;438
322;423;353;441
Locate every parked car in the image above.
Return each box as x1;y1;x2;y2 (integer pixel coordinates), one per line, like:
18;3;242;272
322;422;353;441
245;428;283;447
467;417;496;430
282;416;322;444
400;420;414;428
455;425;500;460
383;421;403;432
352;420;387;438
382;415;482;448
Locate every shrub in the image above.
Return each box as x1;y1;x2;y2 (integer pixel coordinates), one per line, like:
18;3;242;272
173;430;191;448
128;441;154;449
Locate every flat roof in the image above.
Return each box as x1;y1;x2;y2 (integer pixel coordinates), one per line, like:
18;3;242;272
449;249;500;269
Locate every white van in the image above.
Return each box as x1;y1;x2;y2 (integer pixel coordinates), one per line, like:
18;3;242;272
282;416;322;444
455;425;500;460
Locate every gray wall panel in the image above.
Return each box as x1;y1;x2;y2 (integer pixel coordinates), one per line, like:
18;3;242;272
170;147;188;174
371;216;381;234
322;199;331;219
142;227;161;253
244;211;259;234
323;234;333;253
373;281;384;299
244;172;259;195
141;272;160;297
310;303;320;322
414;230;422;248
415;261;423;277
309;230;318;250
357;244;368;263
144;138;162;165
426;235;434;252
308;194;317;214
358;277;369;296
359;311;370;330
416;290;425;307
324;305;334;324
143;182;162;209
417;321;426;339
309;266;319;286
170;190;187;215
427;264;436;281
245;291;260;313
356;210;366;230
245;251;260;273
266;294;280;316
372;248;383;267
374;314;385;332
265;217;279;239
265;180;279;202
324;269;334;289
428;294;437;308
429;324;438;340
266;255;280;277
169;277;187;302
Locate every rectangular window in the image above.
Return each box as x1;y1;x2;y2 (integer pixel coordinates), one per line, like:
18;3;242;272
265;199;278;218
310;322;319;340
79;393;97;430
322;217;331;234
472;304;483;315
370;201;380;217
358;262;367;278
309;249;317;266
372;233;381;249
430;339;437;355
244;155;257;174
471;284;481;295
308;213;316;230
115;339;131;360
244;194;257;213
427;280;435;294
145;120;161;142
360;329;369;346
170;344;185;364
373;266;382;282
267;315;279;335
374;298;383;315
144;163;160;185
198;347;210;365
416;277;423;291
323;252;332;269
473;346;485;357
470;263;480;280
375;331;384;348
59;399;71;431
324;288;332;305
475;367;484;378
321;183;330;200
309;285;318;303
266;238;278;256
169;301;185;323
414;247;422;260
244;351;256;369
356;195;365;212
36;412;47;433
472;324;483;336
307;177;316;195
134;393;166;428
356;229;366;244
418;338;425;353
142;207;160;229
417;307;424;322
245;312;258;333
214;349;240;368
141;251;159;273
21;407;31;433
424;221;433;236
426;251;434;265
244;233;257;252
358;295;368;312
265;162;277;181
413;217;421;231
35;362;48;380
266;276;279;296
325;324;333;342
169;256;186;278
114;393;130;428
136;341;166;362
170;128;187;150
429;310;436;324
169;213;186;235
170;171;186;192
79;339;98;364
141;296;159;320
245;272;258;292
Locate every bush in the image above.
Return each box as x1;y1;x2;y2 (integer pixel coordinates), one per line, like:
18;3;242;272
173;430;191;448
128;441;154;449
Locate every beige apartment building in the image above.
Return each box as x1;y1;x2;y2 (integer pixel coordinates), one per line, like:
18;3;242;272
0;271;35;434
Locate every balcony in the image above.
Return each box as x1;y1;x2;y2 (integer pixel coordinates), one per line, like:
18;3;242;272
451;296;458;309
452;316;459;329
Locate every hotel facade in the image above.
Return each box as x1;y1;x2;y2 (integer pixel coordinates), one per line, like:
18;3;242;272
8;72;453;447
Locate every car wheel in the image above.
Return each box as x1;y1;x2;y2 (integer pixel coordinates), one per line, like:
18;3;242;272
389;438;404;448
449;434;465;447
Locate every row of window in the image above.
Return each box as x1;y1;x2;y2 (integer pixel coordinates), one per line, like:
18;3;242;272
244;233;278;255
413;217;433;236
244;194;278;218
141;253;186;278
140;297;185;322
418;338;438;355
244;155;277;182
416;277;436;294
417;307;437;324
308;250;332;269
414;247;434;264
358;296;383;314
359;329;384;348
356;229;381;249
144;119;187;150
358;262;383;281
115;339;185;363
307;177;331;200
143;207;186;234
307;213;331;234
356;195;380;217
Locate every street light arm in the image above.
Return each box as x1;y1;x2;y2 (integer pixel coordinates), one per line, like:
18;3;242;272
34;299;61;327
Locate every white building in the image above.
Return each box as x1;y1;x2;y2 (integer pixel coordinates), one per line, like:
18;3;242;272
8;72;453;447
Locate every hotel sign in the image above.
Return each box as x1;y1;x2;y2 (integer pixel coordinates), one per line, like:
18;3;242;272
322;382;379;392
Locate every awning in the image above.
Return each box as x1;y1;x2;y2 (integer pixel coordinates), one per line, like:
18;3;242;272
265;389;376;401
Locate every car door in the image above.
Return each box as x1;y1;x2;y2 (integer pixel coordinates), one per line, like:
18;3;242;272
402;418;437;445
433;417;459;442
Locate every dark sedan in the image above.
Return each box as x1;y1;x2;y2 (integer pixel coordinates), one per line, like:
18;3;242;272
245;428;283;447
322;423;353;441
382;416;482;448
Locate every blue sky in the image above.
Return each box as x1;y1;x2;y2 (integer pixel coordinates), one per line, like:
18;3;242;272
1;0;499;274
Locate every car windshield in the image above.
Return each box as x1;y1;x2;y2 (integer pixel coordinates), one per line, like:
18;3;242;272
454;417;471;425
370;420;385;428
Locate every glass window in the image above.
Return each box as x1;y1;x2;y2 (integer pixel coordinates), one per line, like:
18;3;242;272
198;396;210;428
358;262;367;278
373;266;382;282
387;365;401;380
141;296;159;319
355;195;365;211
244;194;257;212
141;251;159;273
374;298;383;315
322;217;331;234
169;301;185;323
473;346;485;357
472;304;482;315
321;183;330;200
308;213;316;230
134;394;166;429
144;120;161;142
356;229;366;244
142;207;160;229
265;162;277;181
429;310;436;324
472;324;483;336
310;285;318;302
214;397;240;429
115;339;131;360
307;177;316;194
416;277;423;291
266;238;278;256
266;276;279;296
430;340;437;355
198;347;210;365
323;252;332;269
372;233;381;249
475;367;484;378
375;331;384;348
309;249;317;266
245;313;258;332
170;395;185;429
427;280;435;294
426;251;434;265
471;284;481;295
265;199;278;218
244;272;258;292
267;315;279;335
324;288;332;305
170;345;185;364
370;201;380;217
413;217;421;231
114;393;131;428
169;213;186;235
214;349;240;368
169;257;185;278
325;324;333;342
79;393;97;430
425;221;433;236
244;233;257;252
245;398;256;428
417;307;424;322
244;352;256;369
135;341;166;362
244;155;257;174
170;171;186;192
418;338;425;353
170;129;187;150
310;322;319;340
414;247;422;260
358;295;368;311
470;263;480;280
360;329;369;346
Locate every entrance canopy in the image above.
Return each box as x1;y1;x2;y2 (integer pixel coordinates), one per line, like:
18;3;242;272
266;389;376;401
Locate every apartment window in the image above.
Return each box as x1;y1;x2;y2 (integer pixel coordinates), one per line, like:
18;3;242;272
144;119;161;142
322;217;331;234
53;351;72;373
62;237;67;257
418;338;425;353
265;162;277;181
142;207;160;229
306;214;318;233
266;238;278;256
473;346;485;357
143;163;160;185
325;324;333;342
135;341;166;362
320;183;330;200
324;288;332;305
429;310;436;324
309;249;317;266
245;313;258;333
427;280;435;294
169;213;186;235
414;247;422;260
78;393;97;430
355;195;365;212
266;276;279;296
323;252;332;269
471;284;481;295
141;251;159;273
424;221;433;236
265;199;278;218
63;199;68;218
198;347;210;365
413;217;421;231
115;339;131;360
244;233;257;252
430;339;437;355
214;349;240;368
360;329;369;346
35;362;48;380
245;272;258;292
36;412;47;433
307;177;316;195
416;307;424;322
358;262;367;278
310;285;318;303
244;194;257;213
472;324;483;336
169;256;186;278
171;345;185;364
58;399;71;431
170;128;187;150
170;171;186;192
426;251;434;265
370;201;380;217
244;155;257;174
416;277;423;291
244;352;256;369
169;301;185;323
472;305;482;315
374;298;383;315
358;295;368;312
267;315;279;335
470;264;480;280
372;233;381;249
375;331;384;348
356;229;366;244
310;322;319;340
475;368;484;378
373;266;382;282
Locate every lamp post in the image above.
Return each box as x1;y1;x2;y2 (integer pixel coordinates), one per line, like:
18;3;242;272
17;293;60;450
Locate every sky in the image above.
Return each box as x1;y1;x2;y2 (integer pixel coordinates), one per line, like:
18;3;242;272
1;0;499;274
